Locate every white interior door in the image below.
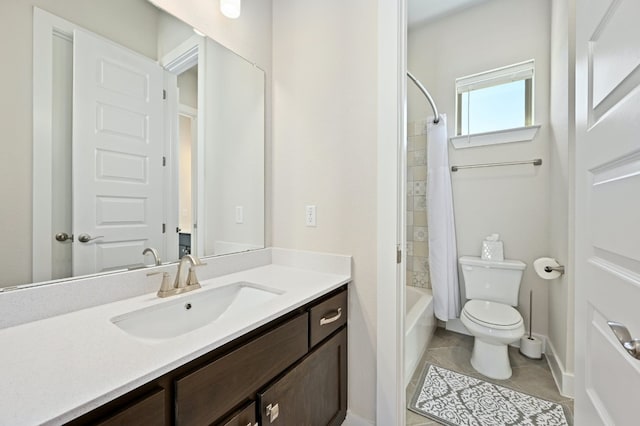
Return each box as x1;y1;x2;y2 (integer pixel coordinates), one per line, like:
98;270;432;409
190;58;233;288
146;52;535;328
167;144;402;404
574;0;640;424
72;29;165;276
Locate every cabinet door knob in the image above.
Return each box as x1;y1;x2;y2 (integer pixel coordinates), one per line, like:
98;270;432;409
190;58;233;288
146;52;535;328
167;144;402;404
320;308;342;326
266;403;279;423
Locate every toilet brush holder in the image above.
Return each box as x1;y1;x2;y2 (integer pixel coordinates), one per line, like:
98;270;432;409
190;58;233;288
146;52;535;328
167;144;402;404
519;289;543;359
519;336;543;360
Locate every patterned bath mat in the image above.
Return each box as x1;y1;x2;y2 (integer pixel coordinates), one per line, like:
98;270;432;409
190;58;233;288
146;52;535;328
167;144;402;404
409;364;570;425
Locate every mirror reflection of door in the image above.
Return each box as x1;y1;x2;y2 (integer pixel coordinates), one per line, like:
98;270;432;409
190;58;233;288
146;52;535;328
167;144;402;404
177;66;198;258
72;29;165;277
45;18;167;281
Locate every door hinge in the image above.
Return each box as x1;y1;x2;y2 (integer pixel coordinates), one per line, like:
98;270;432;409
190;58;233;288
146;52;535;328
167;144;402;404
162;156;166;167
162;89;167;100
396;245;402;264
162;223;166;234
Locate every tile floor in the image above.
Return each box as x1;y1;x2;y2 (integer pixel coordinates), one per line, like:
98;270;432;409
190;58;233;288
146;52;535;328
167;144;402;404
406;328;574;425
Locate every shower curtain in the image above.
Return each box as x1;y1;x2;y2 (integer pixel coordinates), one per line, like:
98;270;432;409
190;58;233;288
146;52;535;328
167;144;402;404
426;114;460;321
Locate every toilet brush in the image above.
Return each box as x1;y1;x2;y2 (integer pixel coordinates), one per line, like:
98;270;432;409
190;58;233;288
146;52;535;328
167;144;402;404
519;290;543;359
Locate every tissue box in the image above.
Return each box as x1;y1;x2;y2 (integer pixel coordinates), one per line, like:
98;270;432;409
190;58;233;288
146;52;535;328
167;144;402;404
481;241;504;261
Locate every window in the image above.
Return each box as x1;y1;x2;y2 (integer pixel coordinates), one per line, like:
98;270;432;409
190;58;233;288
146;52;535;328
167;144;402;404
455;60;535;138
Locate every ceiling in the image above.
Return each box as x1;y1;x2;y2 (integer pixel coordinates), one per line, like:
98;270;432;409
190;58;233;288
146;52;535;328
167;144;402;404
408;0;492;29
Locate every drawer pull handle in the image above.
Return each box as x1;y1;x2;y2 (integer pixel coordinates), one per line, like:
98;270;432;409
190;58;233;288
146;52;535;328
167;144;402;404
320;308;342;326
266;403;279;423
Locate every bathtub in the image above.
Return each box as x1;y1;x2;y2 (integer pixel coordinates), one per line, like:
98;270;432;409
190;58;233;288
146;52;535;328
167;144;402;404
405;286;436;384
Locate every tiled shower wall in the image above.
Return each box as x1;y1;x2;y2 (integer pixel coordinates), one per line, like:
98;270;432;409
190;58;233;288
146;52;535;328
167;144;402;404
407;120;430;289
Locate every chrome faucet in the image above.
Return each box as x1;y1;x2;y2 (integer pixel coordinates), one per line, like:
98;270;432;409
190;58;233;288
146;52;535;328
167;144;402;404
147;254;206;298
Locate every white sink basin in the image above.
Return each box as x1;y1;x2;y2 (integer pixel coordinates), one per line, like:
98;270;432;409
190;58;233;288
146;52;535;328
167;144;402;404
111;282;284;340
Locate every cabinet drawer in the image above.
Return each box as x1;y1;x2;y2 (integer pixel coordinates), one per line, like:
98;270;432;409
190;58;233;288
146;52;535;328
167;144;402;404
258;329;347;426
310;290;347;347
175;314;308;426
217;402;256;426
96;388;165;426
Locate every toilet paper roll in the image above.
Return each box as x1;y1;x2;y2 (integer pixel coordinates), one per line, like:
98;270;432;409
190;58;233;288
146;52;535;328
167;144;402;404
534;257;561;280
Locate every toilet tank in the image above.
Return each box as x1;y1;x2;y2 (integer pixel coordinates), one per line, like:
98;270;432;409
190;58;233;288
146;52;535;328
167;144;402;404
459;256;526;306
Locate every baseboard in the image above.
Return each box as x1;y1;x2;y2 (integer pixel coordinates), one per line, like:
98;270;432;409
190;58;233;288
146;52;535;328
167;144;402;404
545;339;575;398
342;411;375;426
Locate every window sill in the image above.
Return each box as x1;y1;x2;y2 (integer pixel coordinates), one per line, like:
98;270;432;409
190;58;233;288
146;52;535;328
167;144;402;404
449;125;541;149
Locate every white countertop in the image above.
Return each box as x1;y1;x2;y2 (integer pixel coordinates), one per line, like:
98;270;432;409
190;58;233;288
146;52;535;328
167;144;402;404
0;251;351;425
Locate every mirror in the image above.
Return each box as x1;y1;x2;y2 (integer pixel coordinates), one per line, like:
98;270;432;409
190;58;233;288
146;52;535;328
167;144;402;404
1;0;265;289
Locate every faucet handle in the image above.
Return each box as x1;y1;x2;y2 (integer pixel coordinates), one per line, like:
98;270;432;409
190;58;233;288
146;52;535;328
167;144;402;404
186;265;205;288
148;271;174;298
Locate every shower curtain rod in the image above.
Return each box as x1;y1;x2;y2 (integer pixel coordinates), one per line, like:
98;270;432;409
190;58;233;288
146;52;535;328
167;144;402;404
407;71;440;124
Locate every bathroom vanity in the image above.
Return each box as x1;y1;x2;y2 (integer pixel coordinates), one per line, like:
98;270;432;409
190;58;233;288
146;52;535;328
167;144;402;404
0;249;351;425
69;286;347;426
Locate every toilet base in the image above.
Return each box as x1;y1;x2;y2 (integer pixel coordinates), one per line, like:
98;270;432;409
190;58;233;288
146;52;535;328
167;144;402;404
470;338;512;380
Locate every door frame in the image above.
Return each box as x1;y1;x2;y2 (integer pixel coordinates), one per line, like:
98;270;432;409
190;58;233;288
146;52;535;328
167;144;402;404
32;8;86;283
376;0;407;424
161;35;206;259
177;105;198;255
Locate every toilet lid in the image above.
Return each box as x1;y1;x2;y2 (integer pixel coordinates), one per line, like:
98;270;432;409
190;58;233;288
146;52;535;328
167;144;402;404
463;300;523;329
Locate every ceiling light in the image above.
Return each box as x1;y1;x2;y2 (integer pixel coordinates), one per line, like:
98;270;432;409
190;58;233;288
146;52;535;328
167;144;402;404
220;0;241;19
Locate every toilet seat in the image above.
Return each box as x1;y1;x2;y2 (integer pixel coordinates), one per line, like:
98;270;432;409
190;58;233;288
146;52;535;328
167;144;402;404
462;300;523;330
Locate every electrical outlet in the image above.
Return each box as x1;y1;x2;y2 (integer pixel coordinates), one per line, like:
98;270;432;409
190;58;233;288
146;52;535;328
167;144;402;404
235;206;244;224
305;205;316;227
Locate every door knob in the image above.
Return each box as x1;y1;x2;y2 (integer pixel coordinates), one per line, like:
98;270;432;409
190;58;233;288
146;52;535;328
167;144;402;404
608;321;640;360
77;233;104;243
55;232;73;242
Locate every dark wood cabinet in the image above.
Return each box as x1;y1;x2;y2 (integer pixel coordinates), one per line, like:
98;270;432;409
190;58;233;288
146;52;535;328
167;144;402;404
94;388;165;426
175;314;308;425
67;286;348;426
258;329;347;426
217;402;256;426
309;290;347;348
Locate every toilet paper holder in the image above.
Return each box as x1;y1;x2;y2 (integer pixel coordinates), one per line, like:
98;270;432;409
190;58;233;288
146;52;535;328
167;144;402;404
544;264;565;274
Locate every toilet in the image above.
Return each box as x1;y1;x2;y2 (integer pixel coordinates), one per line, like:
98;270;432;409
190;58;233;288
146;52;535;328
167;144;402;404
459;256;526;380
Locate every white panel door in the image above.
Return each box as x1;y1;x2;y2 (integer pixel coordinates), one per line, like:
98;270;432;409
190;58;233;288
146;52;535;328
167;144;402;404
575;0;640;424
72;29;164;275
